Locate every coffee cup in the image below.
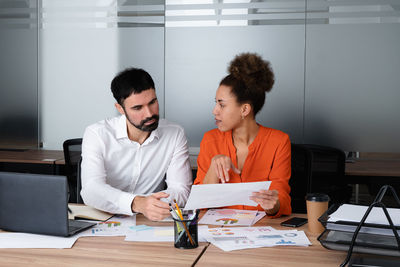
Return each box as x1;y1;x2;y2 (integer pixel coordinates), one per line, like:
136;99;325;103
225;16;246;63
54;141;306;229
306;193;330;234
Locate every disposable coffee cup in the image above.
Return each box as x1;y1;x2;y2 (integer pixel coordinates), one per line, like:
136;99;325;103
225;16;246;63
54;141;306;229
306;193;330;234
173;211;198;249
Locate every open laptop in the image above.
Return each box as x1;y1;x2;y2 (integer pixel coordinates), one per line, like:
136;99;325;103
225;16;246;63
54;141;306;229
0;171;95;236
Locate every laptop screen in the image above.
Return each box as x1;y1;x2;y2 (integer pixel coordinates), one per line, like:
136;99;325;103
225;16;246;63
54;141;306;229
0;172;72;236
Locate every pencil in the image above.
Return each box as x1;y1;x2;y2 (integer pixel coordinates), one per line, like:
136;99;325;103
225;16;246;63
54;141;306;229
173;199;195;246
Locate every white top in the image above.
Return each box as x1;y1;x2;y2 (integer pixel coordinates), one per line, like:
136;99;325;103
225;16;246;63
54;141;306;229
81;115;192;215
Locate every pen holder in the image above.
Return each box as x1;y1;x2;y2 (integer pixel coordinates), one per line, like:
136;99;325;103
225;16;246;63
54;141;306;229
173;211;198;249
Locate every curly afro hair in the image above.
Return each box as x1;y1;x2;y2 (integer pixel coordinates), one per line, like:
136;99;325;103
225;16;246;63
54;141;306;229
220;52;274;116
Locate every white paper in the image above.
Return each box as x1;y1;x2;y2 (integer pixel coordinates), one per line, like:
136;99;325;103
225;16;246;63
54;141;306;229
125;225;209;242
79;215;136;236
252;211;267;225
0;233;79;248
184;181;271;210
327;204;400;236
202;226;311;252
199;209;259;226
328;204;400;225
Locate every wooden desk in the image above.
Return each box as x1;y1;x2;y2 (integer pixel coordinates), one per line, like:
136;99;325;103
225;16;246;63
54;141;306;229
196;214;351;267
345;157;400;203
0;149;64;175
0;214;207;267
0;150;64;165
346;158;400;177
0;213;371;267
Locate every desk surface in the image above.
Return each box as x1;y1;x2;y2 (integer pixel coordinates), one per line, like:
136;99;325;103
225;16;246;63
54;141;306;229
0;150;64;165
0;213;357;267
197;215;349;267
345;158;400;177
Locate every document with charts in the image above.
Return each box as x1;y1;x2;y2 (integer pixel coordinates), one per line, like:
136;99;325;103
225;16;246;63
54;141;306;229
200;226;311;251
199;209;264;226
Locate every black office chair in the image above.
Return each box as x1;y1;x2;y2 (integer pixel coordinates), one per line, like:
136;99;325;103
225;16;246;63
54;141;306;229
63;138;82;203
290;144;313;213
76;157;84;204
303;144;352;206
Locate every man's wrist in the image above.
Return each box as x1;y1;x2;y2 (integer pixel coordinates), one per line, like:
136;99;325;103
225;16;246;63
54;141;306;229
131;195;144;213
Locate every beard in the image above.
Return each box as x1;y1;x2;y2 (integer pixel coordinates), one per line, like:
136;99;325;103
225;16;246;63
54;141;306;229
128;114;159;132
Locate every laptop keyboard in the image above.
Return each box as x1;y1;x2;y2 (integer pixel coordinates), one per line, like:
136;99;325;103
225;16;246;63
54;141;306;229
68;219;95;233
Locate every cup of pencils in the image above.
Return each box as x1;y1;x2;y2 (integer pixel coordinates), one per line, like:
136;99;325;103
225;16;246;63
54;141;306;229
170;203;199;249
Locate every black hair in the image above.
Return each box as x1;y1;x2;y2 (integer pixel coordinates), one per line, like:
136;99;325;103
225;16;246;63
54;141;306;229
111;68;155;105
220;53;274;116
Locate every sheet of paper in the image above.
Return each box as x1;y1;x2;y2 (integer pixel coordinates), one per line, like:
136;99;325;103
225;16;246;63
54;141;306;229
184;181;271;210
202;226;311;252
125;225;209;242
252;211;266;225
79;214;136;236
327;204;400;236
0;233;79;248
199;209;258;226
328;204;400;225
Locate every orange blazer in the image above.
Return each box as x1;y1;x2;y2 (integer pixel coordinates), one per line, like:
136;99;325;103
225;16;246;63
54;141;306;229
194;125;291;218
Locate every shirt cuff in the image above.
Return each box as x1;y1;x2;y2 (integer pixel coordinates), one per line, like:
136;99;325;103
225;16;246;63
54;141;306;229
118;192;135;216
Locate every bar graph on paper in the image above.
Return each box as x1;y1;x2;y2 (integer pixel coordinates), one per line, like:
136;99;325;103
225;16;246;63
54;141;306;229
89;216;136;236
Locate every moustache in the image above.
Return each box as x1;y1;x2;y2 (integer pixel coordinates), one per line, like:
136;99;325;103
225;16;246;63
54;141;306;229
140;115;159;126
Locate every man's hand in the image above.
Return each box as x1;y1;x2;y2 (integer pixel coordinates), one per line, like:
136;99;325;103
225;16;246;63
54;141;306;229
131;192;171;221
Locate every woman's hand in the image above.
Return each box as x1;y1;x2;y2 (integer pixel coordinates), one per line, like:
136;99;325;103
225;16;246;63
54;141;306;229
250;189;280;215
210;154;240;183
203;154;240;184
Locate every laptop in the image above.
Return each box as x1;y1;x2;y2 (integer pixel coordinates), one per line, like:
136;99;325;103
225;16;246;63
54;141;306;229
0;171;95;237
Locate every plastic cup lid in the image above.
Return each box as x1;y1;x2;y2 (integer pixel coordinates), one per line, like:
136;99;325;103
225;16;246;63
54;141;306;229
306;193;330;202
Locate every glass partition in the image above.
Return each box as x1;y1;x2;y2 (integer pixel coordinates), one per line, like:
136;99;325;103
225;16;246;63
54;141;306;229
304;0;400;152
0;0;39;149
164;0;306;146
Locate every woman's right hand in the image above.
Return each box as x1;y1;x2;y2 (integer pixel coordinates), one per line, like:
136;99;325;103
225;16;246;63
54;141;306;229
210;154;241;183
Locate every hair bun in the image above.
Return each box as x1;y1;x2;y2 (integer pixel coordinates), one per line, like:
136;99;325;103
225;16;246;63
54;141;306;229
228;52;274;93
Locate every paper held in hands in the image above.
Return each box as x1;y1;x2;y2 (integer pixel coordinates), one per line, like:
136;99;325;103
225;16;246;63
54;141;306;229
183;181;271;210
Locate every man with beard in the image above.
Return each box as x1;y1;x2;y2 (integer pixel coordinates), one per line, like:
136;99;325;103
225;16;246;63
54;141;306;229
80;68;192;221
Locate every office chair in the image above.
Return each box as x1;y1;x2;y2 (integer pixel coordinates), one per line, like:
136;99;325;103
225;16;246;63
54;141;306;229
63;138;82;203
76;157;84;204
290;144;313;213
303;144;352;205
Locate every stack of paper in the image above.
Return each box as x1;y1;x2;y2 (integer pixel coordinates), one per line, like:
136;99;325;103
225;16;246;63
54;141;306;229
327;204;400;236
199;209;265;226
200;226;311;251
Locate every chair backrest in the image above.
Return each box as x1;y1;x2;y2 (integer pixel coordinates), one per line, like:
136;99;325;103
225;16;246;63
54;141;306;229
62;138;83;203
76;156;83;203
303;144;351;205
290;144;313;213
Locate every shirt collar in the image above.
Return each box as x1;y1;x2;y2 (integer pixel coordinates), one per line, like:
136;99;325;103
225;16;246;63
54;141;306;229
115;115;160;144
116;115;128;140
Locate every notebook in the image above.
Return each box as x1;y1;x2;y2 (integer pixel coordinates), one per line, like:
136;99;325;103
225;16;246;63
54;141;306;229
0;171;95;237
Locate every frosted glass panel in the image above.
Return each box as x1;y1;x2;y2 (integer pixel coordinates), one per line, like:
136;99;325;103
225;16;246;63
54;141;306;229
40;0;165;149
165;1;306;147
0;0;38;149
305;1;400;152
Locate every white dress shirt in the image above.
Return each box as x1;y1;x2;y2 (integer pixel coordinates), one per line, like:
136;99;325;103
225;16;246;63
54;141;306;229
81;115;192;215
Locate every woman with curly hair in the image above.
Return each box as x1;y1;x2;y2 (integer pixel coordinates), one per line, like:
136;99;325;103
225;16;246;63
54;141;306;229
194;53;291;218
